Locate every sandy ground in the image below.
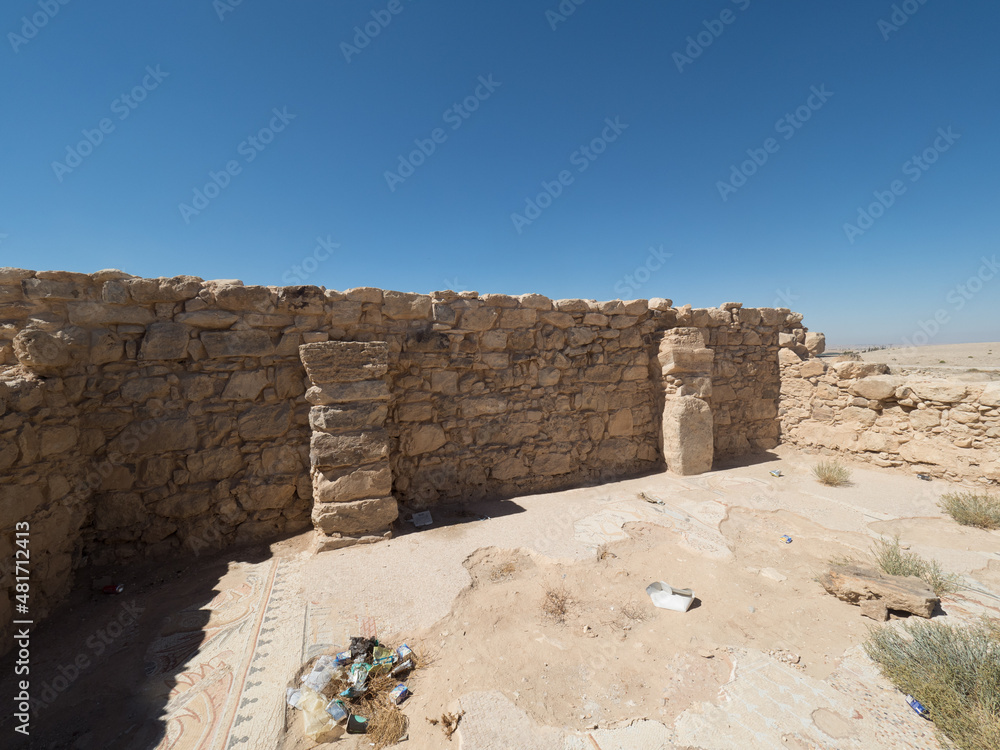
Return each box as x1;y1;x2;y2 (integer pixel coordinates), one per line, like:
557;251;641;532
834;341;1000;381
3;448;999;750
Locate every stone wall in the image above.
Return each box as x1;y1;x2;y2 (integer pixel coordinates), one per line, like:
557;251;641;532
1;266;807;653
780;353;1000;485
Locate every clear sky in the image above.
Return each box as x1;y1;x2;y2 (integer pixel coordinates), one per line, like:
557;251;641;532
2;0;998;346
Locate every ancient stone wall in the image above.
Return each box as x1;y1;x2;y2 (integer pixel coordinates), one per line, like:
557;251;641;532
780;353;1000;485
1;266;806;652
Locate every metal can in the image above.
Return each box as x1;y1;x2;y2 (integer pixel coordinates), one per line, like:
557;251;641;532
904;694;930;719
102;584;125;595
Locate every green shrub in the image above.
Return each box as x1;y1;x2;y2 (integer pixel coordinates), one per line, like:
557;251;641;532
939;492;1000;530
813;460;851;487
865;618;1000;750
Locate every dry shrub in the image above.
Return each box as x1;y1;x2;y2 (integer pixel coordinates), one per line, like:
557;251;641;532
865;618;1000;750
596;543;616;561
542;586;571;623
619;601;647;622
871;536;961;596
813;460;851;487
939;492;1000;530
427;710;463;740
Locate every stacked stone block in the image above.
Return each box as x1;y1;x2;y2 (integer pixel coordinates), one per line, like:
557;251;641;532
299;341;398;550
656;328;715;475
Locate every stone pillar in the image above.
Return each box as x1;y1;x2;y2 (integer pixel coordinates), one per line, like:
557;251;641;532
299;342;398;551
656;328;715;475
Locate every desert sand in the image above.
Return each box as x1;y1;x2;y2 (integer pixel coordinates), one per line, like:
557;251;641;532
836;341;999;381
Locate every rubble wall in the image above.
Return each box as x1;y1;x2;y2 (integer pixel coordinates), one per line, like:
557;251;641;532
780;353;1000;485
1;267;805;652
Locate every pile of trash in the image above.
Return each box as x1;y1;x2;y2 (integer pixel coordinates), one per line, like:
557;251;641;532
287;636;417;746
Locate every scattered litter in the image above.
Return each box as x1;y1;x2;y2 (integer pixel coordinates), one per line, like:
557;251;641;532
917;473;931;481
102;584;125;595
639;491;664;505
286;633;419;747
779;535;793;544
645;582;695;612
388;684;410;705
904;694;931;719
697;649;714;659
769;470;782;477
411;511;434;526
748;605;756;614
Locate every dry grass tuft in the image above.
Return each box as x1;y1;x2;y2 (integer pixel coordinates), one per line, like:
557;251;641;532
865;618;1000;750
542;586;572;623
619;601;647;622
813;460;851;487
939;492;1000;530
870;537;961;596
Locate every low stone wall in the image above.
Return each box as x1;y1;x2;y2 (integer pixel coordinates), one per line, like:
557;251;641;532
780;354;1000;485
1;266;810;653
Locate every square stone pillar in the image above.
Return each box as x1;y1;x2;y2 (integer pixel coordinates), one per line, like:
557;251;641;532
656;328;715;475
299;341;398;551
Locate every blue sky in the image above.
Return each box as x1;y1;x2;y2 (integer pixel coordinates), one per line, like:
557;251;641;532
2;0;998;346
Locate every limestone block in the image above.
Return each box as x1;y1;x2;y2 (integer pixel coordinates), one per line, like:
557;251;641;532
403;424;447;455
461;396;508;418
459;307;499;331
832;361;890;379
139;322;191;361
608;409;634;436
110;418;198;456
383;291;432;320
155;491;212;519
540;312;575;329
237;404;291;440
299;341;389;384
517;293;552;310
662;396;713;475
212;284;273;312
329;301;363;327
21;278;85;301
566;328;598;347
90;329;123;365
0;483;46;522
798;359;825;377
849;376;899;401
312;497;398;535
276;285;326;314
93;492;146;530
128;276;203;303
186;447;243;482
240;483;297;511
311;429;390;469
305;382;389;405
38;426;77;457
910;380;968;404
222;371;268;400
314;466;392;503
136;457;175;487
0;268;34;284
121;374;171;402
779;348;804;366
531;453;572;476
309;403;388;432
820;564;938;620
491;456;528;480
201;330;274;358
804;332;826;356
909;408;941;430
261;446;303;474
175;311;239;329
981;383;1000;407
13;329;70;373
